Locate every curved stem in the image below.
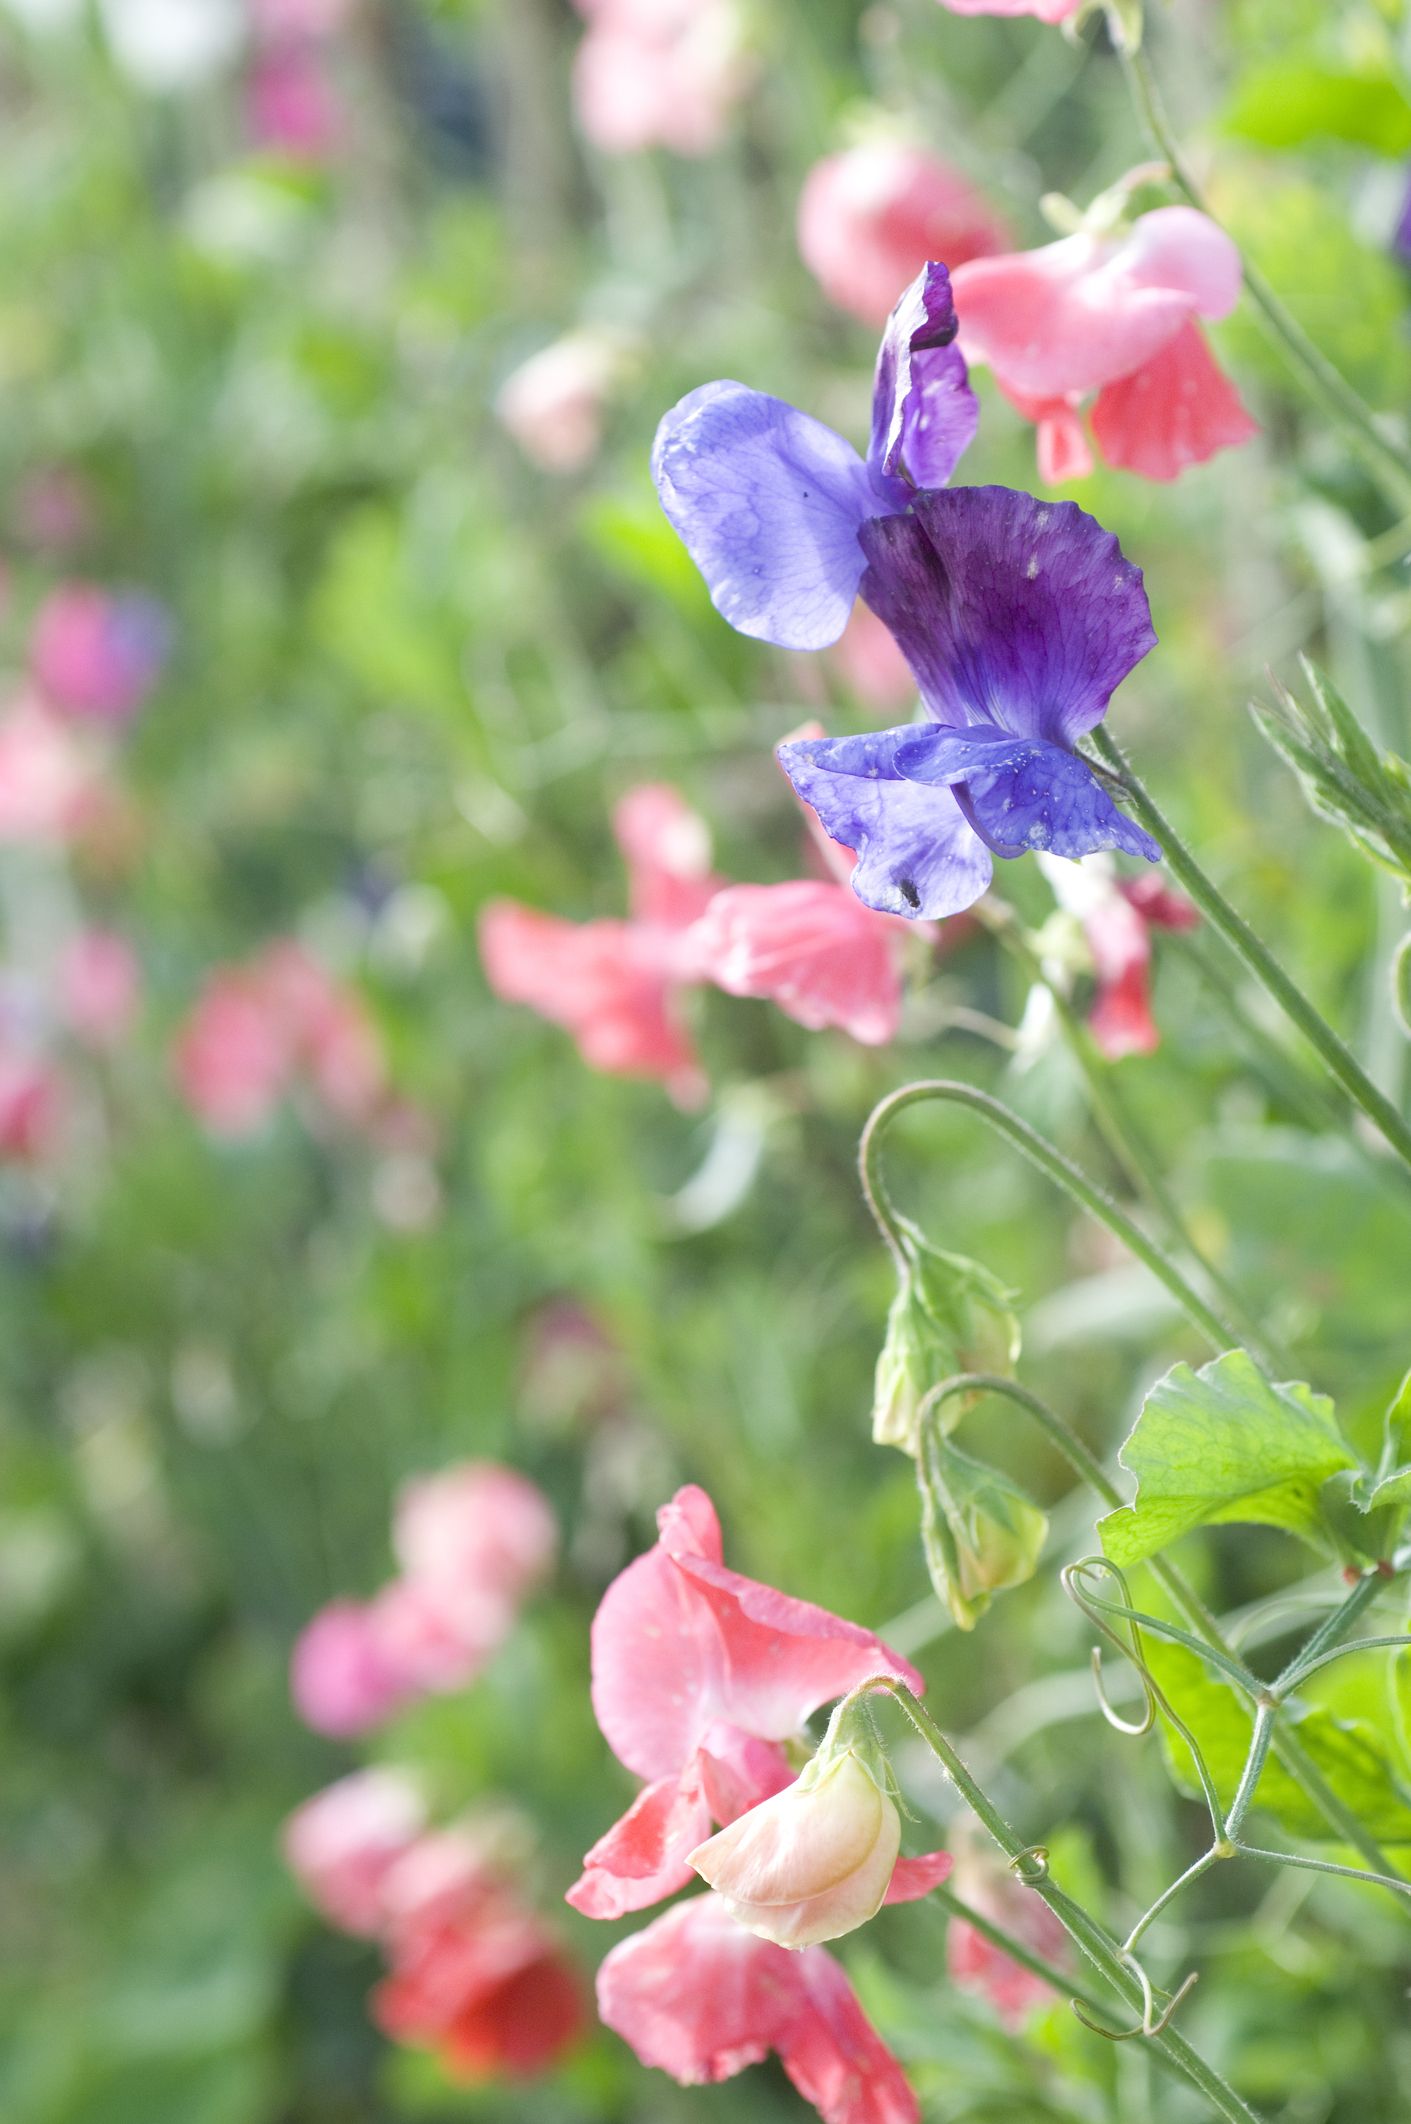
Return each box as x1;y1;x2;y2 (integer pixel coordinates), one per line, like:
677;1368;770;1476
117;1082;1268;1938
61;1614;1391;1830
1273;1573;1391;1693
859;1079;1241;1352
1124;1848;1228;1956
1089;728;1411;1175
1393;933;1411;1042
1114;32;1411;512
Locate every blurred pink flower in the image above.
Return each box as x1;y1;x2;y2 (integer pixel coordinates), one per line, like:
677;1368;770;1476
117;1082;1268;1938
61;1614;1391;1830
945;1840;1070;2027
825;602;917;714
598;1891;920;2124
798;144;1008;326
30;583;171;725
59;929;140;1049
283;1767;427;1935
0;1043;64;1164
1040;857;1198;1060
571;0;752;158
247;43;340;156
935;0;1081;18
393;1463;557;1612
289;1599;413;1737
173;967;291;1138
14;469;93;554
952;205;1256;483
0;699;96;842
691;882;907;1045
495;334;624;475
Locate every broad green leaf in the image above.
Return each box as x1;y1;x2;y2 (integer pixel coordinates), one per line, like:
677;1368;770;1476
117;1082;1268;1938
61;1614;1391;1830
1148;1636;1411;1844
1100;1351;1360;1567
1223;64;1411;156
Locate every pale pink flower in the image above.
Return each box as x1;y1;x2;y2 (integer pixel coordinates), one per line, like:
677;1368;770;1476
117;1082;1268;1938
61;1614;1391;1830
935;0;1081;19
825;602;917;714
1042;856;1198;1060
952;205;1255;483
571;0;752;158
598;1891;920;2124
282;1767;427;1935
29;582;170;725
58;929;140;1049
289;1599;414;1737
945;1839;1070;2027
393;1463;557;1613
798;144;1008;326
173;968;290;1137
495;334;624;475
0;699;96;842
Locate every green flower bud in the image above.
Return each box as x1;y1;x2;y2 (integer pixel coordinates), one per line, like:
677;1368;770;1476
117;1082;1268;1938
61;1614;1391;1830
872;1224;1021;1456
917;1430;1048;1633
1253;659;1411;894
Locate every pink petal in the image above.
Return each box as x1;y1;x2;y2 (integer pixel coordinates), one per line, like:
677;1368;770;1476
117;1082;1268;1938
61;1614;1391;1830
884;1850;953;1904
393;1463;557;1607
289;1600;411;1737
692;881;904;1044
1121;875;1199;931
282;1767;426;1935
566;1771;710;1918
613;784;720;931
1090;321;1258;483
782;1947;921;2124
954;234;1194;401
1119;205;1244;321
596;1893;803;2082
797;144;1009;328
696;1724;796;1824
1033;402;1094;485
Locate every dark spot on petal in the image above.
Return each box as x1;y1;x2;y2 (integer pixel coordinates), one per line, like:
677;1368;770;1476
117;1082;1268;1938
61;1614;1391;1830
898;876;920;909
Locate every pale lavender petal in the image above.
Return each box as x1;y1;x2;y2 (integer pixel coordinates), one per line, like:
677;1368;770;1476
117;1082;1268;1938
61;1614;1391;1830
652;382;876;650
894;725;1162;862
778;730;992;921
859;488;1156;746
868;262;978;491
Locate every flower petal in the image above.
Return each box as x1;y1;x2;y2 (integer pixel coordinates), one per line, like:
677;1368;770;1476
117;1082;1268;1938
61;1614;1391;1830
691;880;905;1044
884;1850;954;1904
589;1493;721;1780
566;1771;710;1919
869;261;978;490
894;726;1161;863
858;487;1156;748
1090;321;1258;483
778;731;993;921
652;381;875;648
782;1946;921;2124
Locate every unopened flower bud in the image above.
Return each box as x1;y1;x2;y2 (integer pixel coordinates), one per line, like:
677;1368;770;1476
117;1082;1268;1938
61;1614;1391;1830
917;1431;1047;1632
688;1723;899;1950
872;1226;1020;1456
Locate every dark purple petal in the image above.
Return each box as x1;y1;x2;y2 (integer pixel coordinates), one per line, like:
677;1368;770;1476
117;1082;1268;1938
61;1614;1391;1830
869;263;978;491
652;382;876;650
894;725;1162;862
859;487;1157;747
777;730;993;920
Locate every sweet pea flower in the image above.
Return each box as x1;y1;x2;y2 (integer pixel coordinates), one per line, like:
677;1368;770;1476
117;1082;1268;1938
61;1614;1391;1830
777;488;1160;921
654;260;977;653
393;1462;557;1613
495;333;626;476
173;966;291;1137
799;144;1008;327
571;0;753;159
936;0;1081;17
30;583;171;724
0;1040;65;1164
58;930;140;1049
1038;854;1197;1059
568;1485;929;1920
0;699;97;842
479;785;719;1106
945;1833;1069;2027
289;1598;413;1736
598;1892;921;2124
282;1767;427;1936
246;43;339;156
951;205;1256;484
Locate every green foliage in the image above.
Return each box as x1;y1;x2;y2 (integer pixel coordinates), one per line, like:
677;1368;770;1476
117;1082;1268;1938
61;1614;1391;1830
1223;65;1411;156
916;1428;1048;1632
1253;659;1411;895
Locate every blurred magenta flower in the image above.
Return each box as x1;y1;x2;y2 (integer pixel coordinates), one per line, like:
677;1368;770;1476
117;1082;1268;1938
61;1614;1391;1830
567;1484;922;1920
58;929;140;1049
479;784;719;1107
571;0;753;158
798;144;1009;326
283;1767;427;1935
30;583;171;725
598;1891;921;2124
373;1827;587;2080
495;333;627;475
654;261;977;651
0;698;97;842
173;965;291;1137
935;0;1081;17
0;1039;64;1164
778;490;1159;921
952;205;1256;483
289;1598;412;1737
246;43;339;156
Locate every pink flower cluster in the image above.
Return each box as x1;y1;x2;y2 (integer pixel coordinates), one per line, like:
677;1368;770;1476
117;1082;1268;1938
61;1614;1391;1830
479;775;925;1104
173;940;392;1141
284;1772;585;2081
244;0;348;158
571;1484;951;2124
570;0;753;157
290;1462;557;1738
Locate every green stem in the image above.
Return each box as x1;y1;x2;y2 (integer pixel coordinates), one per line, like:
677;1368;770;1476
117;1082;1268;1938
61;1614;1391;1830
1277;1633;1411;1688
1225;1698;1280;1843
861;1679;1265;2124
1273;1572;1387;1694
1114;32;1411;512
859;1080;1240;1353
983;906;1285;1372
931;1881;1112;2020
1089;728;1411;1175
1123;1848;1228;1955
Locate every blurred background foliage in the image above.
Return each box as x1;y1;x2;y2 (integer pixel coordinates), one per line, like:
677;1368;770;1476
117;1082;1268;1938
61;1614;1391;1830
2;0;1411;2119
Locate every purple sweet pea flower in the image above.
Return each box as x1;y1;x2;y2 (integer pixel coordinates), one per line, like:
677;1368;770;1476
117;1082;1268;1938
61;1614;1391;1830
777;488;1161;919
651;261;978;651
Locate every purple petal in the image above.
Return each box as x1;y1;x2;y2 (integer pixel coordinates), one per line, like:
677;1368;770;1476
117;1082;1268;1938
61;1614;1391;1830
652;382;876;651
869;263;978;491
777;730;993;920
894;725;1162;862
859;488;1157;747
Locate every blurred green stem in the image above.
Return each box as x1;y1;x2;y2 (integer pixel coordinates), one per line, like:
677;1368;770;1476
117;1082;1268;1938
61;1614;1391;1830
1113;30;1411;512
1090;728;1411;1175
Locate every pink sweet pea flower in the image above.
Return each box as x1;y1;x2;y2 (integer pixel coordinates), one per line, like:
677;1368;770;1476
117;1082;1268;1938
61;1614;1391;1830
29;583;171;725
495;334;625;476
952;205;1256;483
935;0;1082;18
173;967;292;1137
567;1484;924;1920
246;42;340;157
289;1598;415;1737
690;882;907;1045
945;1837;1069;2027
598;1891;920;2124
1042;857;1198;1060
0;699;97;842
58;929;140;1049
282;1767;427;1936
393;1463;557;1613
798;144;1009;327
479;784;718;1106
571;0;753;158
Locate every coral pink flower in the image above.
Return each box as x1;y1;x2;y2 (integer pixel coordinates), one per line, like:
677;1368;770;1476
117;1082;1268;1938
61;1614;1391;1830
0;1044;64;1163
598;1891;920;2124
289;1599;414;1737
495;334;623;475
58;929;140;1049
29;583;170;725
798;144;1008;327
952;206;1256;483
571;0;752;158
825;602;918;714
283;1768;427;1936
0;700;96;842
945;1841;1069;2027
393;1463;557;1614
173;968;291;1137
375;1831;586;2080
567;1485;924;1920
690;882;907;1044
479;785;718;1106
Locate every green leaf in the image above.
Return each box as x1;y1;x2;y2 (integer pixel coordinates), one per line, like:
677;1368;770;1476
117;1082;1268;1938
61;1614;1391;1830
1223;64;1411;156
1148;1636;1411;1843
1100;1351;1361;1567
